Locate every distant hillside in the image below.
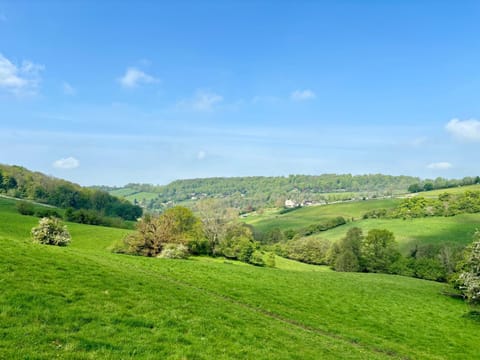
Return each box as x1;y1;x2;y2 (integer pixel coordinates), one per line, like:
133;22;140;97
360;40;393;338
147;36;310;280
100;174;421;211
0;164;142;221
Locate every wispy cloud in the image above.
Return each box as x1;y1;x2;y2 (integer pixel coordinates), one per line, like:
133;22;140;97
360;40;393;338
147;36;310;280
445;118;480;142
178;90;223;111
53;157;80;169
427;162;452;170
62;81;76;95
0;53;44;96
118;67;158;88
291;89;316;101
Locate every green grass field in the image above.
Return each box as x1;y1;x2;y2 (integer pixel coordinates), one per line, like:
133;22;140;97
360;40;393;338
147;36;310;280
244;198;401;233
110;188;159;203
312;214;480;253
406;184;480;198
1;196;480;359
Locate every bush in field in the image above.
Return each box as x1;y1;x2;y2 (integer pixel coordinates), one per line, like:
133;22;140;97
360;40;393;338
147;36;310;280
158;244;190;259
457;230;480;304
16;201;35;216
285;237;331;265
249;251;265;267
35;208;63;219
265;252;276;267
31;217;71;246
216;223;265;265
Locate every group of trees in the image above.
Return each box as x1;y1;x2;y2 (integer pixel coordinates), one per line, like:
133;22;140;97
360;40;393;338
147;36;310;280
116;203;273;267
275;228;400;273
271;227;465;282
0;164;142;223
363;191;480;220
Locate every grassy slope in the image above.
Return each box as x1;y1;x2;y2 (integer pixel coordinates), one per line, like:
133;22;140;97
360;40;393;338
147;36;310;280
244;185;480;253
314;214;480;253
1;197;480;359
244;199;400;232
414;184;480;198
110;188;159;203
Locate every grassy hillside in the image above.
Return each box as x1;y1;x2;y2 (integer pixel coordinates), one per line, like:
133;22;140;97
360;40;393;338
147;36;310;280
312;214;480;253
1;197;480;359
244;185;480;254
244;198;400;233
110;188;159;203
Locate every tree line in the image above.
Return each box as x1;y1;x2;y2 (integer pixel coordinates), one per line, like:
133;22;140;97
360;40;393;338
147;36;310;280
101;174;420;212
1;164;142;223
407;176;480;193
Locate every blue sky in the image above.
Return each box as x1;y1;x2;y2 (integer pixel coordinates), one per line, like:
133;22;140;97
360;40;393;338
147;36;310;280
1;1;480;186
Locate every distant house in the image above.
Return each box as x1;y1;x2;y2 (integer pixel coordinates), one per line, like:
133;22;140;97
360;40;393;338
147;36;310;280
285;199;298;208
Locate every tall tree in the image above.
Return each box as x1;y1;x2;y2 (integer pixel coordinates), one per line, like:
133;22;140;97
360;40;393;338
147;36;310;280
334;227;363;272
361;229;399;273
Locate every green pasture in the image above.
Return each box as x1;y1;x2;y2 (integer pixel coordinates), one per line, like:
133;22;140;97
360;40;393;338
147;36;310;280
1;197;480;359
244;198;400;233
313;214;480;253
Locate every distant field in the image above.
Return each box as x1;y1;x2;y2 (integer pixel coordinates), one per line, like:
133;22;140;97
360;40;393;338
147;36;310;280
244;198;400;233
110;188;159;203
2;196;480;358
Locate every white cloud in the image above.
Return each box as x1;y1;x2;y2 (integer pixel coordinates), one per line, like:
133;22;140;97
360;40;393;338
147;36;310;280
0;54;44;95
53;157;80;169
290;89;316;101
178;90;223;111
427;162;452;170
445;118;480;142
118;67;158;88
197;150;206;160
62;81;76;95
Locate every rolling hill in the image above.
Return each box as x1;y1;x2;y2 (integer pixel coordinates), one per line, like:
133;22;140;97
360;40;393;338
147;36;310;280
1;196;479;359
243;184;480;254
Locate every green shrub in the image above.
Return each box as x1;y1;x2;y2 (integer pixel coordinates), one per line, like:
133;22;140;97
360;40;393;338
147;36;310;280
16;201;35;216
249;251;265;266
187;237;211;255
265;252;276;267
35;208;63;219
31;217;71;246
158;244;190;259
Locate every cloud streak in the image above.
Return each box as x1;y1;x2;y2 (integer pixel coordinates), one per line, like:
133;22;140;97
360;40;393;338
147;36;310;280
178;90;223;111
53;157;80;169
291;89;316;101
445;118;480;142
427;162;452;170
118;67;158;88
0;54;44;95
